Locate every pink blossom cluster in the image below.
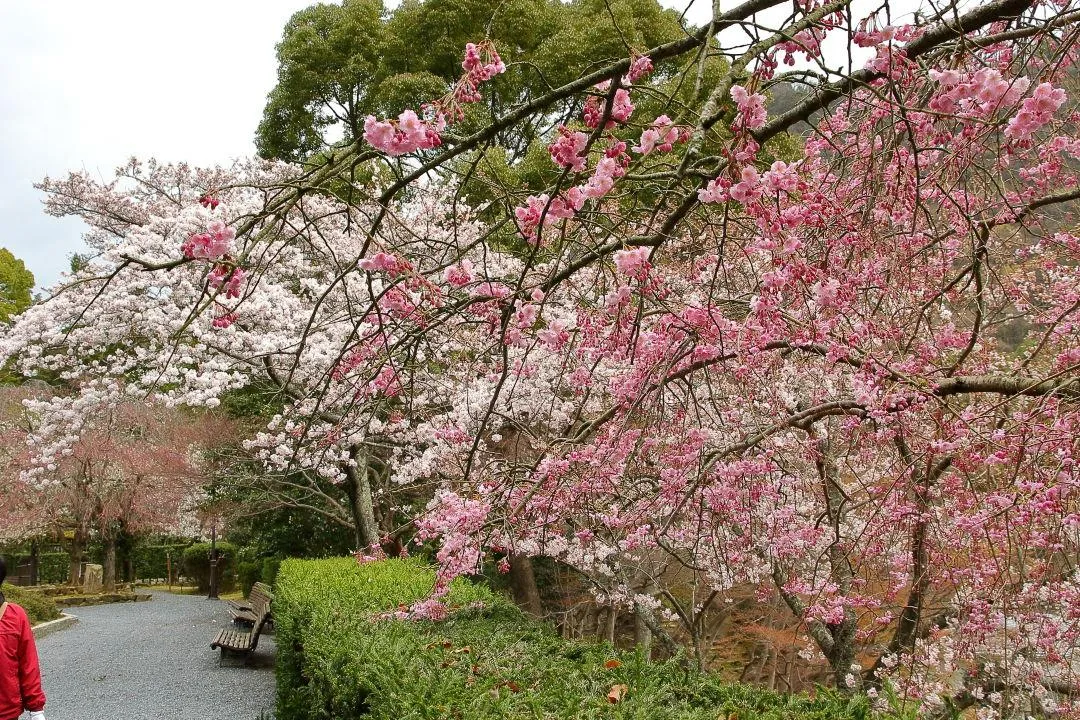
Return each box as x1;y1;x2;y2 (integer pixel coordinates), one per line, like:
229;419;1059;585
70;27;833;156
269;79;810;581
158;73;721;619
626;55;653;84
442;258;474;287
536;318;569;350
504;300;543;347
582;54;651;132
548;126;590;171
584;85;634;129
852;17;917;48
378;287;419;320
762;11;844;72
776;28;825;65
585;149;628;196
359;250;413;277
729;166;764;203
854;20;897;47
633;115;687;156
1005;82;1068;141
1018;135;1080;189
414;490;490;602
697;176;731;204
731;85;767;131
762;160;800;193
514;193;555;243
613;246;651;280
331;341;378;382
364;42;505;155
182;219;235;260
699;160;800;206
513;55;657;240
363;109;445;156
208;265;246;299
211;311;238;329
459;41;506;102
515;148;628;242
927;67;1032;116
178;216;249;308
368;365;402;397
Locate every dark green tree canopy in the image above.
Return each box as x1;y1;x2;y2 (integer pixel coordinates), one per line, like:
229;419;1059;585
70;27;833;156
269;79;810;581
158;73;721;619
0;248;34;323
256;0;686;162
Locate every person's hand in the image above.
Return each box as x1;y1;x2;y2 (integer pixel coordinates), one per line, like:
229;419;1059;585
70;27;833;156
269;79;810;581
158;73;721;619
28;711;46;720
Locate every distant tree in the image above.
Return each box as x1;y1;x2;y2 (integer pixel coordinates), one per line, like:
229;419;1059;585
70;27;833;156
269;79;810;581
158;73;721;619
68;252;91;274
256;0;684;162
0;248;33;323
0;386;236;590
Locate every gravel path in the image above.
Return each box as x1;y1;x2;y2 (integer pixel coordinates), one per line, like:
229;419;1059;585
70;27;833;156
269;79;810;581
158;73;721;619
33;591;276;720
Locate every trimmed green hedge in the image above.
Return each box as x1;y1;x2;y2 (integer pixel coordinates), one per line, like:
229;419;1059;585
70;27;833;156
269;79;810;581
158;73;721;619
261;557;282;587
238;561;261;596
275;558;875;720
132;543;192;582
36;552;70;585
182;542;237;592
3;539;196;586
3;585;61;626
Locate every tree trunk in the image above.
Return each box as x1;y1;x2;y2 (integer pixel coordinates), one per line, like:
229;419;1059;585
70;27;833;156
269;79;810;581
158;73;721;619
343;482;365;551
813;428;860;690
68;529;85;586
103;534;117;592
508;554;543;617
634;608;653;657
344;448;379;549
633;600;690;666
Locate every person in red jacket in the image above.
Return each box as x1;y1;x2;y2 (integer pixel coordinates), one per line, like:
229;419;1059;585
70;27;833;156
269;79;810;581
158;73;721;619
0;557;46;720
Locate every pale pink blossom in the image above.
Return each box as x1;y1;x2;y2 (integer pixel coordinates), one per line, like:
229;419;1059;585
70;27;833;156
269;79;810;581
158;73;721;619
731;85;767;130
613;246;651;279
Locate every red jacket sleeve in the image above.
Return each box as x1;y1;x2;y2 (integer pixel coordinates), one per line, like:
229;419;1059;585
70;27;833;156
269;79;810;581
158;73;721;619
18;610;45;712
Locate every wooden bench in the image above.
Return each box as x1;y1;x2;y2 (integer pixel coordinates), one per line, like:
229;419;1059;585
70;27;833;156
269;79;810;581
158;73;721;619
211;589;272;663
226;581;272;626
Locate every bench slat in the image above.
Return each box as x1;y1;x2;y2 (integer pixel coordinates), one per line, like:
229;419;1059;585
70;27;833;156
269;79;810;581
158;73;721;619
211;627;255;651
228;582;272;618
230;608;259;624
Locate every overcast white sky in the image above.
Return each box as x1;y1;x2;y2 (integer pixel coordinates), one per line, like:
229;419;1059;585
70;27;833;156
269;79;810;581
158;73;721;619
0;0;326;290
2;0;850;290
0;0;732;291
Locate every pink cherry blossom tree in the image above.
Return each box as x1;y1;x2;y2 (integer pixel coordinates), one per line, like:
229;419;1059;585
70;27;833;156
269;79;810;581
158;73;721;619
5;0;1080;713
0;385;235;589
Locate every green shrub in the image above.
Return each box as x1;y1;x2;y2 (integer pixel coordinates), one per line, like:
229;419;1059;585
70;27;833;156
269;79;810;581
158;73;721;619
237;561;261;596
261;557;282;587
132;542;192;582
36;552;70;585
0;548;70;585
182;542;237;592
3;585;61;625
275;558;876;720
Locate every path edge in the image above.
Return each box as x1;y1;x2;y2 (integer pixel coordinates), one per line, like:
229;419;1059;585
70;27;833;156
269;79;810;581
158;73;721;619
32;613;78;639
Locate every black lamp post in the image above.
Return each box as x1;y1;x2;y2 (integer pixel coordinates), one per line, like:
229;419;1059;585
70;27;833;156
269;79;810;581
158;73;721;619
208;523;219;600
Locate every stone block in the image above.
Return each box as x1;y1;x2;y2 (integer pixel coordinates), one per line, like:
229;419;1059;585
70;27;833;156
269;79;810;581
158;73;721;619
83;563;103;594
